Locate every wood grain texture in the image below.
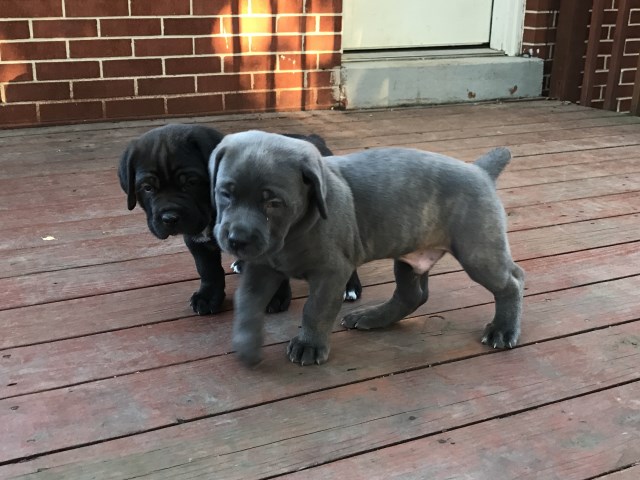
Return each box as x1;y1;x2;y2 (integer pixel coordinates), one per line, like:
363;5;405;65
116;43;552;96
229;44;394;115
3;322;639;478
281;382;640;480
1;101;639;479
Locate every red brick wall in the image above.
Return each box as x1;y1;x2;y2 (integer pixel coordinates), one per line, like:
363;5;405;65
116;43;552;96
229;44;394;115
523;0;640;112
0;0;342;127
521;0;561;97
582;0;640;112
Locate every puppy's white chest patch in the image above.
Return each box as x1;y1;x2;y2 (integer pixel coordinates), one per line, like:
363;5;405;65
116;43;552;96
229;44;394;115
399;249;446;274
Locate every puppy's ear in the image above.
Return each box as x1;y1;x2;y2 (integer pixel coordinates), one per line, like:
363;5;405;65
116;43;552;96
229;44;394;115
209;145;227;195
189;126;225;167
118;143;138;211
300;149;328;219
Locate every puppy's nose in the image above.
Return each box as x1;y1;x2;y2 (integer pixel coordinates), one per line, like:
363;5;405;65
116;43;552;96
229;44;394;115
161;212;179;225
228;231;250;251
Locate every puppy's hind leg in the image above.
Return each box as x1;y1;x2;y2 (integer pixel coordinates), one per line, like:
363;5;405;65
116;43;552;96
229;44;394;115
342;260;428;330
456;247;525;349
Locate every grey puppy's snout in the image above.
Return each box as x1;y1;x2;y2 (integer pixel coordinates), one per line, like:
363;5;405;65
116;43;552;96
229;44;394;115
228;230;250;251
226;223;259;252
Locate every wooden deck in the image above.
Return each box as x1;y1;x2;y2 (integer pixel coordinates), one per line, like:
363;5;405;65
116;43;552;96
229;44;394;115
1;100;640;479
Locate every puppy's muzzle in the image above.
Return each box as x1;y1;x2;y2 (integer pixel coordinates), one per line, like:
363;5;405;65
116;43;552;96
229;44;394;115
216;218;267;260
228;229;252;252
160;211;179;226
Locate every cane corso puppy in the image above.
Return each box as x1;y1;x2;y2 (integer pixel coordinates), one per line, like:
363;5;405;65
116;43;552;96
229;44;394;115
210;131;525;366
118;124;362;315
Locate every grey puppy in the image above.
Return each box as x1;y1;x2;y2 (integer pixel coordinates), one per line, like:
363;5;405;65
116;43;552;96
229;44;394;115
211;131;525;366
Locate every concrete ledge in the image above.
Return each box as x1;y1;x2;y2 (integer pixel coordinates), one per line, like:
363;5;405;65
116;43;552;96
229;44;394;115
341;54;544;109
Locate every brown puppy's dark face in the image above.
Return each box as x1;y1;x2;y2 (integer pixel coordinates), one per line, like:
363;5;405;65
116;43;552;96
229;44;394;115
118;124;224;239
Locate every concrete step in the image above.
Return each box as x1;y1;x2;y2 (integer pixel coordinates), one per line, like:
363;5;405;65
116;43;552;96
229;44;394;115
340;50;544;109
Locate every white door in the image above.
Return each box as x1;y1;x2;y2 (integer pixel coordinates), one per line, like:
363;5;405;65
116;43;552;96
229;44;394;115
342;0;495;50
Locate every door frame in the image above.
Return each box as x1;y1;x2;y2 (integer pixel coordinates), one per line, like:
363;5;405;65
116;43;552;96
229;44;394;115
490;0;526;56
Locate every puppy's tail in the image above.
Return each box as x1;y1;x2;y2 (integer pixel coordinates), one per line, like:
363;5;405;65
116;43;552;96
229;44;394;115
474;147;511;184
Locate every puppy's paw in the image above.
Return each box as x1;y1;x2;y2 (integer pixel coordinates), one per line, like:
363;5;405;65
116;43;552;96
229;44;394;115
266;280;292;314
343;273;362;302
286;336;330;366
341;307;388;330
233;332;263;367
189;289;225;315
230;260;243;274
481;322;520;349
343;288;360;302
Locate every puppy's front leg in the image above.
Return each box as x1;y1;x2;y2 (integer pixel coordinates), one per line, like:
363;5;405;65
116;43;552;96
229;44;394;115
184;236;226;315
287;272;349;366
233;263;286;366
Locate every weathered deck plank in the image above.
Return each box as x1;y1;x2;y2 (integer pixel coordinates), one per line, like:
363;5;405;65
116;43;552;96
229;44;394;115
280;382;640;480
3;240;639;400
2;171;638;309
1;101;639;479
3;318;638;477
598;465;640;479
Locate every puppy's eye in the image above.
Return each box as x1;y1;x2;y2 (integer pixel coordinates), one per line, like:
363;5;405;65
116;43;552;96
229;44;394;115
265;198;283;209
142;184;155;193
218;190;231;199
181;177;200;190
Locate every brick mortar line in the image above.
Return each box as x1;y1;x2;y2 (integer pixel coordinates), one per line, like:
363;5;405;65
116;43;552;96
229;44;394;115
2;87;335;105
0;56;340;69
0;53;341;65
0;33;339;43
2;72;333;85
0;14;341;21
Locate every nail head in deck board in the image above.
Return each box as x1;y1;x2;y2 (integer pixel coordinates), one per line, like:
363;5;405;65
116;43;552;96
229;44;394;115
2;322;639;477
